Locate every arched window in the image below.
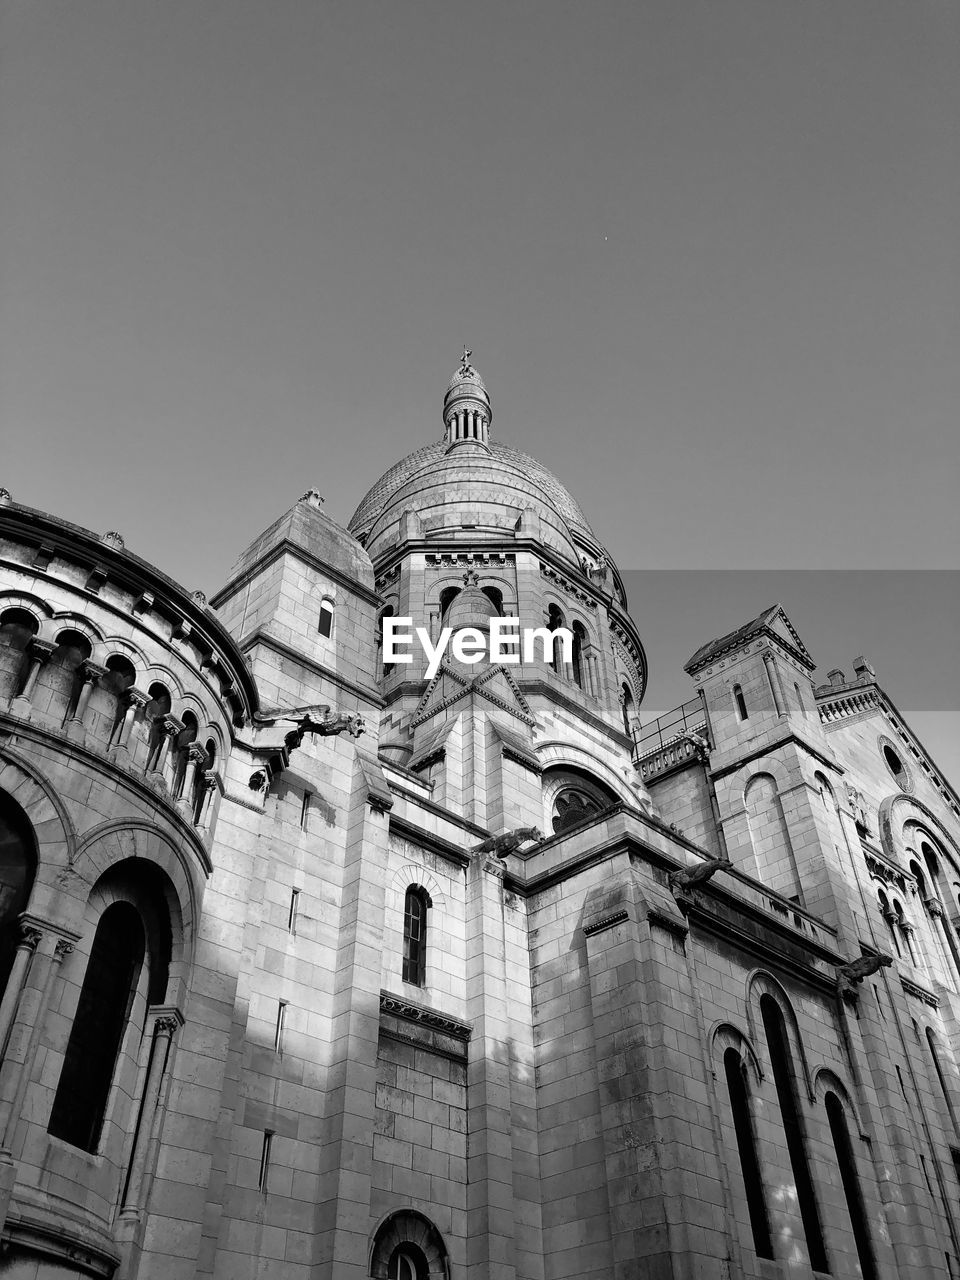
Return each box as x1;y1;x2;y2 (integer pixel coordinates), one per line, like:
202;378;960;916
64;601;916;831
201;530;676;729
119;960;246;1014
745;774;802;900
0;607;38;697
378;607;396;678
144;683;171;768
481;586;503;615
438;587;460;619
402;887;429;987
317;598;334;639
733;683;748;721
893;900;917;965
546;768;618;836
620;682;634;739
759;995;828;1272
878;890;901;958
546;604;565;673
723;1048;773;1259
173;712;199;797
370;1211;448;1280
48;902;146;1152
0;792;38;1003
194;737;217;823
46;629;92;722
388;1246;427;1280
102;655;137;744
825;1091;877;1280
571;622;587;689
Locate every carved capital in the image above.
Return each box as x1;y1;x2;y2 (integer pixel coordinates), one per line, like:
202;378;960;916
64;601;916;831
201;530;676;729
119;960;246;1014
186;744;209;765
29;638;57;663
80;660;108;685
925;896;946;920
125;687;152;710
54;938;74;961
19;925;42;952
160;715;185;739
154;1015;180;1038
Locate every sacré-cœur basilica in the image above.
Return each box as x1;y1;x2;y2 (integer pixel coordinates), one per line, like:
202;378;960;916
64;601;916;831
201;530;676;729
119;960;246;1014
0;353;958;1280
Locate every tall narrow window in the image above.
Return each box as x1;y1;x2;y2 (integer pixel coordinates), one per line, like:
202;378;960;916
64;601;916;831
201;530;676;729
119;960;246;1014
0;794;38;1004
49;902;145;1152
317;599;334;639
274;1000;287;1055
379;607;396;677
760;995;829;1272
825;1092;877;1280
258;1129;274;1193
723;1048;774;1258
621;683;635;739
733;683;748;721
572;622;587;689
402;887;429;986
546;604;565;674
288;887;301;934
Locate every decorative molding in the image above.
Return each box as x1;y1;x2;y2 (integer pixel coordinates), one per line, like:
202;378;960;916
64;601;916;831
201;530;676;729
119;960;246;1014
539;560;597;609
864;851;909;896
379;990;471;1041
583;908;629;937
900;976;940;1009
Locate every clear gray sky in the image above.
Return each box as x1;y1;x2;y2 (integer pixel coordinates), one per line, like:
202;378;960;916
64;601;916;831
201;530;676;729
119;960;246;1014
2;3;958;774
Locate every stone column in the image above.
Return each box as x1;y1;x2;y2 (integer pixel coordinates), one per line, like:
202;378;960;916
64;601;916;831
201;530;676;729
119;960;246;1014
0;932;74;1155
115;687;151;751
119;1010;182;1221
9;638;56;715
464;851;516;1280
150;715;184;786
64;660;107;740
0;924;42;1058
177;744;208;816
71;660;107;725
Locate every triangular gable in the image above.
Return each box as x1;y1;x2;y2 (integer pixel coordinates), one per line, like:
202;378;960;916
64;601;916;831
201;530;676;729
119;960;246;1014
684;602;814;674
412;662;535;727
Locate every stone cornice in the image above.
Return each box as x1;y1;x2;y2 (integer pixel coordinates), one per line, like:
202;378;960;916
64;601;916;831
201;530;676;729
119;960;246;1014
900;976;940;1008
387;812;475;868
708;730;842;782
379;990;472;1040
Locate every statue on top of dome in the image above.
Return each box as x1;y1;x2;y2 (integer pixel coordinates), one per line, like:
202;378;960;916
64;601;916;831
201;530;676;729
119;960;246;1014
460;345;472;372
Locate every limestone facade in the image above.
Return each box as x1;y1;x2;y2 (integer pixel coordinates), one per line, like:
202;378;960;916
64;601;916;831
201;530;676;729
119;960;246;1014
0;363;958;1280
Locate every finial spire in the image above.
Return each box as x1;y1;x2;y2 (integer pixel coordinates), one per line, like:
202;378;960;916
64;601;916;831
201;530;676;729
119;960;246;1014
443;348;491;447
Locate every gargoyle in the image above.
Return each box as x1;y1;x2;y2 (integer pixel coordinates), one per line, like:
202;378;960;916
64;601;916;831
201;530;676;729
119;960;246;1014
471;827;543;859
669;855;732;894
682;730;710;760
286;711;365;740
835;953;893;1000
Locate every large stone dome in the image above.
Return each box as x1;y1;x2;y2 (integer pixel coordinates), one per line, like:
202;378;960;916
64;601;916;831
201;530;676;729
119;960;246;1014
348;438;598;547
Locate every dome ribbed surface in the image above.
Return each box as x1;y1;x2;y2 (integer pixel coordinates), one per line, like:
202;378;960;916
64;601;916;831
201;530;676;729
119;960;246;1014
348;439;596;541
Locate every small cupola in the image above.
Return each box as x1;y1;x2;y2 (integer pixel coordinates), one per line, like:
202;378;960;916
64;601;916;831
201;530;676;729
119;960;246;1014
443;347;491;448
445;572;500;635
